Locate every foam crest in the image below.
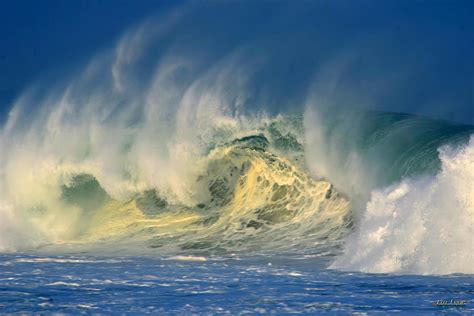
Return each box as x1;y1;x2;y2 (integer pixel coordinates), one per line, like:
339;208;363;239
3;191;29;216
331;136;474;274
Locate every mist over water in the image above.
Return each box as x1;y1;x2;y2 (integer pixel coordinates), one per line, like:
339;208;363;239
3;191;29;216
0;1;473;275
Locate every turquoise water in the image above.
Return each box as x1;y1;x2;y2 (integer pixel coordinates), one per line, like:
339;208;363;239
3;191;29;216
1;254;472;314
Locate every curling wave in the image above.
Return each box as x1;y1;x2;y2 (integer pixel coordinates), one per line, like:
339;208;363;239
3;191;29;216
0;6;473;275
77;132;351;254
0;117;352;255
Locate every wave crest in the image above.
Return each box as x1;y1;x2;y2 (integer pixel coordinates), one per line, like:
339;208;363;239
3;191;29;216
331;137;474;274
68;133;351;254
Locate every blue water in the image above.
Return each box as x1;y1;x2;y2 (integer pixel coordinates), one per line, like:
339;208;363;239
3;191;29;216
1;254;472;314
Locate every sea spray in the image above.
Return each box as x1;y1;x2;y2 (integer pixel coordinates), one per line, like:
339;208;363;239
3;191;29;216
331;137;474;274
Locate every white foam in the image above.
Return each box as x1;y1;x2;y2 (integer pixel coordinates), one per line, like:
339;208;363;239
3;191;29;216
46;281;81;287
167;255;208;262
331;136;474;274
0;202;38;252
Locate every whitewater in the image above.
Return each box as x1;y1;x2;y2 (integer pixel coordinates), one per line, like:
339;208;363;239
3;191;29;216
1;61;472;274
0;3;473;313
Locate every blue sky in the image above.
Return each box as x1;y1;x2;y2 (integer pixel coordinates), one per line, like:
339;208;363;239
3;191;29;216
0;0;181;118
0;0;472;123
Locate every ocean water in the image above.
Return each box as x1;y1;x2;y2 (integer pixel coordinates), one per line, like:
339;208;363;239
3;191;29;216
1;5;474;313
1;254;472;314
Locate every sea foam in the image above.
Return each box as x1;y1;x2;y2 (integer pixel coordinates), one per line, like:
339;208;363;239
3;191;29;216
331;136;474;274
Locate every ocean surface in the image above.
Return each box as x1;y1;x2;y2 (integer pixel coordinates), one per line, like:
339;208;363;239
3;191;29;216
1;254;472;314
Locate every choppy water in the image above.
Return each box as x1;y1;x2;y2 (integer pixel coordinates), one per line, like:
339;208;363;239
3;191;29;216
1;254;472;314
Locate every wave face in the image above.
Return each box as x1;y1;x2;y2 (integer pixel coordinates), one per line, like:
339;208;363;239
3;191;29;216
1;5;473;275
304;107;474;203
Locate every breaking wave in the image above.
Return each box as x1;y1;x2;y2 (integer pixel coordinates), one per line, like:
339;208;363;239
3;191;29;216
0;4;473;275
0;115;351;255
331;137;474;274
